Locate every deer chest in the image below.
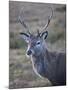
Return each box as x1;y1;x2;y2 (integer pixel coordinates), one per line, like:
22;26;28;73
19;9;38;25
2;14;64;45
31;57;46;77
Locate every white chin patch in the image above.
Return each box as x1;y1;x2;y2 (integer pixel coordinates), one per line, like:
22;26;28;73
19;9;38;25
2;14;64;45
26;54;30;58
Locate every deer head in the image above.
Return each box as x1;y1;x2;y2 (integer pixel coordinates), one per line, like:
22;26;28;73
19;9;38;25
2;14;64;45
19;7;53;57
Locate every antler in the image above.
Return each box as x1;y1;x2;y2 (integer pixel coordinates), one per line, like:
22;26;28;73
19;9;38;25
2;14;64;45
18;8;31;35
19;7;53;37
41;7;53;31
37;7;53;37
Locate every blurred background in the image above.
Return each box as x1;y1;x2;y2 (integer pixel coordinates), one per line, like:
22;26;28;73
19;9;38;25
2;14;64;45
9;1;66;89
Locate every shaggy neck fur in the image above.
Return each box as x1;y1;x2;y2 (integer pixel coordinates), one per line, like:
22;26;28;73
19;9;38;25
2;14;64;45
31;48;53;79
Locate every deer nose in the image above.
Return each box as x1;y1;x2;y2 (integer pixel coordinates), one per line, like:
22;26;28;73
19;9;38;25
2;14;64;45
27;50;32;55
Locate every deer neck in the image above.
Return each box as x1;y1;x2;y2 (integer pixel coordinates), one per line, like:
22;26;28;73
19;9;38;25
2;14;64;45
31;48;51;78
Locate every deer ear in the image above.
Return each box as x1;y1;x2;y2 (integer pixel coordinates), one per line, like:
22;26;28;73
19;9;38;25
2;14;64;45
20;33;30;43
41;31;48;40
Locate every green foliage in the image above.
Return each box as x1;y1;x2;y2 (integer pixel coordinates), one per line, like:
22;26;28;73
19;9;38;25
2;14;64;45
10;32;15;38
10;32;27;49
55;6;66;12
47;29;65;44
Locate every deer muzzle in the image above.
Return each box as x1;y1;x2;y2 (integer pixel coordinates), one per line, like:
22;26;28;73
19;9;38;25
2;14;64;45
27;50;32;55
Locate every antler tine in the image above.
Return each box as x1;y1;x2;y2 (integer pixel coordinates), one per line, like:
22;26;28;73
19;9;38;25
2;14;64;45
41;7;53;32
37;29;41;37
18;8;31;35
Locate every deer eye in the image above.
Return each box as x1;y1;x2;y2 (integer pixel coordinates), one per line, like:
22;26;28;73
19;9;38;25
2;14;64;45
36;41;40;45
